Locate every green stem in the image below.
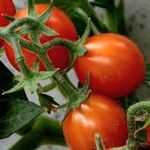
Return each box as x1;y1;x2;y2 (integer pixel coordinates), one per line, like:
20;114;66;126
37;81;57;93
7;17;38;31
105;8;118;33
39;53;79;101
70;7;100;34
82;0;109;33
10;115;66;150
116;0;127;34
18;35;81;99
9;131;43;150
90;21;101;34
43;38;75;53
8;36;32;78
63;74;78;92
109;146;126;150
95;134;105;150
28;0;36;17
126;101;150;150
104;0;126;34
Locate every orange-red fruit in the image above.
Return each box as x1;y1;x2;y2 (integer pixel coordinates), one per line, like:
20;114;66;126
147;126;150;148
4;4;77;71
63;94;128;150
0;0;16;47
74;33;145;98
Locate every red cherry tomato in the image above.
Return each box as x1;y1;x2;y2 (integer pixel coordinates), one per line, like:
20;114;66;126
63;94;128;149
4;4;78;71
0;0;16;47
74;33;145;98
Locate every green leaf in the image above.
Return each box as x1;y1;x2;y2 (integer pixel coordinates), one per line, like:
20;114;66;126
145;64;150;81
68;8;87;36
3;80;25;95
115;0;127;34
146;64;150;71
79;72;90;94
119;93;140;111
51;0;92;36
0;99;43;138
91;1;115;9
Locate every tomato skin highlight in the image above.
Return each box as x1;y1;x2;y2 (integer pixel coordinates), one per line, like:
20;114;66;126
63;94;128;150
4;4;78;71
74;33;145;98
0;0;16;47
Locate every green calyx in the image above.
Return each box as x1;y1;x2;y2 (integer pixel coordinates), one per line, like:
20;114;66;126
59;91;90;122
3;69;57;94
18;0;58;43
42;19;91;74
0;0;59;95
59;73;91;120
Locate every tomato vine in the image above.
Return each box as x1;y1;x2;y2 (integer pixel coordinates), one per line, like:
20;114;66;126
0;0;149;150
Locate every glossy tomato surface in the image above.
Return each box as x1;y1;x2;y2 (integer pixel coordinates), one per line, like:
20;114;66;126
0;0;16;47
63;94;128;150
74;33;145;98
4;4;77;71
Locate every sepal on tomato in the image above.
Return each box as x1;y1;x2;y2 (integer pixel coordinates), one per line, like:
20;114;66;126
78;72;90;94
27;0;36;17
58;73;91;122
2;14;15;22
38;0;53;21
3;70;57;94
95;134;105;150
64;54;76;73
74;18;91;56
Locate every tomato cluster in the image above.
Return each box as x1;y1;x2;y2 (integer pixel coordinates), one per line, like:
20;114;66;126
0;1;147;150
4;4;78;71
65;34;145;149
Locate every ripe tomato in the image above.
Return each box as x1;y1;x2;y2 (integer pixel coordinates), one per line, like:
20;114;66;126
63;94;128;150
74;33;145;98
147;126;150;147
4;4;77;71
0;0;16;47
